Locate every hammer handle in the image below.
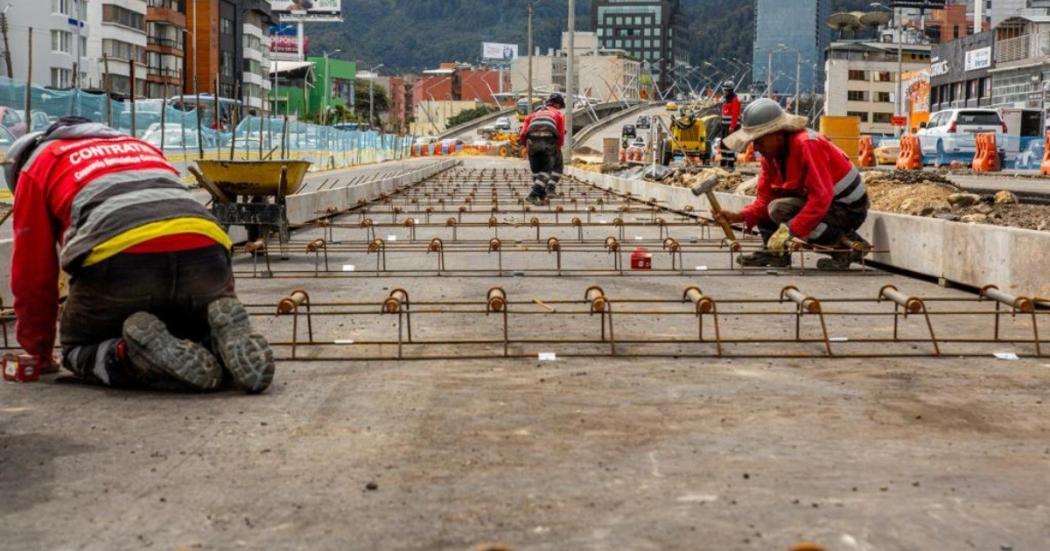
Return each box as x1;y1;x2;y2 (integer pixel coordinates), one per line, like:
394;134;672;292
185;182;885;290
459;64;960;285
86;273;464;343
706;192;738;244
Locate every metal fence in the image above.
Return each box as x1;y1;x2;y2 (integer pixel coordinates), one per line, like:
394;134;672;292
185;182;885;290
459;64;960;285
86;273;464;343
0;76;413;186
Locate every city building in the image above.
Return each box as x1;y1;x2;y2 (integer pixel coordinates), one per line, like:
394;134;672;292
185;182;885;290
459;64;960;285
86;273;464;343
989;14;1050;108
510;54;567;96
930;31;994;112
752;0;831;96
144;0;186;98
590;0;688;91
307;55;354;120
0;0;89;89
241;2;273;111
926;3;972;43
824;40;932;135
86;0;149;97
410;63;510;111
410;99;484;136
376;75;410;134
185;0;272;109
510;32;641;103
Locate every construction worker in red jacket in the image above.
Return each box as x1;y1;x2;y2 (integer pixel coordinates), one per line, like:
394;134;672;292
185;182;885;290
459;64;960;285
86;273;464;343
520;93;567;205
719;80;741;169
4;117;275;392
717;99;871;270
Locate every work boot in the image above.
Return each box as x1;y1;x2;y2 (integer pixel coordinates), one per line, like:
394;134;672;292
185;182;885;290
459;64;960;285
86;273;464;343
817;234;871;271
736;249;791;268
545;182;557;197
208;297;275;393
526;185;547;206
123;312;223;391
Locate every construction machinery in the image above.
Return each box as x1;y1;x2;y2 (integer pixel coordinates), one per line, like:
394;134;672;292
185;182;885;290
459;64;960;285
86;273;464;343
662;109;718;166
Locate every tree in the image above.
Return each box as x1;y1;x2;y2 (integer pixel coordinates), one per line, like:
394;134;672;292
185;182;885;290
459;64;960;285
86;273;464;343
353;79;390;127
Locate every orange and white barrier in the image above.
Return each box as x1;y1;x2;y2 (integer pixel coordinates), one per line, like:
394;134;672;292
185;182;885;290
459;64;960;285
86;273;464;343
895;135;922;170
1041;132;1050;176
971;132;1000;173
858;136;875;167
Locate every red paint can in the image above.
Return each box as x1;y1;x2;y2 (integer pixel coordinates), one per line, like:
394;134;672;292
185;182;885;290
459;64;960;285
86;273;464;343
3;354;41;383
630;247;652;270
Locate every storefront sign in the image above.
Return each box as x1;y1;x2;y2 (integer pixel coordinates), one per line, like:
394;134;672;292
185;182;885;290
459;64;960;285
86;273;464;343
964;47;991;72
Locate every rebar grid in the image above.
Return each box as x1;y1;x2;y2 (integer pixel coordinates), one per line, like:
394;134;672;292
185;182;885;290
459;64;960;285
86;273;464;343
251;284;1048;361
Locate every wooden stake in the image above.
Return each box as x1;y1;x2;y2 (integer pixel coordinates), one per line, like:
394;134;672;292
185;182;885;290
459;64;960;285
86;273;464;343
104;53;112;127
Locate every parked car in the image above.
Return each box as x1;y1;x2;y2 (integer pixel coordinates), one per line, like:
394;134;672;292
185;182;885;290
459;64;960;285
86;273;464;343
636;115;651;129
141;123;217;149
874;138;900;165
917;109;1005;166
0;106;27;137
494;116;512;131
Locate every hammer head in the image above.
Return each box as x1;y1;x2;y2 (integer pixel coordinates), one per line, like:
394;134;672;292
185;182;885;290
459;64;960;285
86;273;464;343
690;174;719;197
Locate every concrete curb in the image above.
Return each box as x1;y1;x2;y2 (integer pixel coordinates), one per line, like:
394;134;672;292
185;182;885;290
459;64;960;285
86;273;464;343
567;167;1050;296
286;159;459;225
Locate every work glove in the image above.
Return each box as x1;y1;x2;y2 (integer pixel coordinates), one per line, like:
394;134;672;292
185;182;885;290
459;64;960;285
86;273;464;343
767;224;793;252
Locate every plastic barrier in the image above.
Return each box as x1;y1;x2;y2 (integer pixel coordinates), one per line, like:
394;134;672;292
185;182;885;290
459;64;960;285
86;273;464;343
819;115;861;164
858;136;876;167
971;132;1001;173
1041;132;1050;176
895;135;922;170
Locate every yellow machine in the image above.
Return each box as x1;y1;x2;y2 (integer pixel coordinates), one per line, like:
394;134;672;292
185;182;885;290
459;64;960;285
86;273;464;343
516;98;531;122
662;111;714;165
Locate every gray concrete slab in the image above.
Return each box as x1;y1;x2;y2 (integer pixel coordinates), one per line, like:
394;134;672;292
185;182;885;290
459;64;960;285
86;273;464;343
2;158;1048;550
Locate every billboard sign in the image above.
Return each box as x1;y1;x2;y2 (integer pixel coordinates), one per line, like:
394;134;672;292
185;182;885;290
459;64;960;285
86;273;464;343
482;42;519;61
272;0;342;22
269;25;307;60
964;47;992;72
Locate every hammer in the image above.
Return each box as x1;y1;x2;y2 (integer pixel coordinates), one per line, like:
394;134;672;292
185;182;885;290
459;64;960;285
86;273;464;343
691;174;741;251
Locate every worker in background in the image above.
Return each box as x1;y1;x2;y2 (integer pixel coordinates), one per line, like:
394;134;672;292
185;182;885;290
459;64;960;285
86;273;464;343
4;117;275;392
520;93;566;206
719;80;741;170
715;99;871;270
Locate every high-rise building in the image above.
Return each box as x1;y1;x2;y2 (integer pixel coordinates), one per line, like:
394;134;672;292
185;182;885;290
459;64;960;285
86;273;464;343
144;0;186;99
0;0;89;89
752;0;831;96
591;0;688;91
86;0;149;97
185;0;272;109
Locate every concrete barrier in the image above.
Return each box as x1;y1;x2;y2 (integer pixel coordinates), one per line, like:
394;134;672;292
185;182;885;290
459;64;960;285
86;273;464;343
287;159;459;225
568;167;1050;296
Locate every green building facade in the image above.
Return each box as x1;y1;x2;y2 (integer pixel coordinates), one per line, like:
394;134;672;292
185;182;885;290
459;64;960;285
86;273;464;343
272;58;356;120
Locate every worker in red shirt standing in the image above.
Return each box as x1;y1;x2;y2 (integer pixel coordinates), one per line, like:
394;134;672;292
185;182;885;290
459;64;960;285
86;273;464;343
520;93;567;205
716;99;871;270
719;80;741;170
4;117;275;392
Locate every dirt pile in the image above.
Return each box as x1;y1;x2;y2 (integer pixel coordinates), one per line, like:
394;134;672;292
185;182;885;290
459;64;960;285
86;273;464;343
664;166;750;193
862;170;1050;231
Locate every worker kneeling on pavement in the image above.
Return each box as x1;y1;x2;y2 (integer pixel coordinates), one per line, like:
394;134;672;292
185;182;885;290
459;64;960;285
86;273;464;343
717;99;871;271
5;117;275;392
520;93;567;205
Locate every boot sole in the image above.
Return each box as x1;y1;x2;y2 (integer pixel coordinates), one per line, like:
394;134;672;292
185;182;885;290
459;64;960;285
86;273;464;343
208;298;275;393
123;313;223;390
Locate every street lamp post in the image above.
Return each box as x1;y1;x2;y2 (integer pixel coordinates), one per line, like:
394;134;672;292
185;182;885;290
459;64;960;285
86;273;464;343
323;49;342;126
565;0;575;159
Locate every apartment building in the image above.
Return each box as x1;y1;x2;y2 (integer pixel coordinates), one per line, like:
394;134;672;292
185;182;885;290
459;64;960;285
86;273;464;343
0;0;89;88
85;0;148;97
824;40;932;135
144;0;185;98
185;0;272;109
